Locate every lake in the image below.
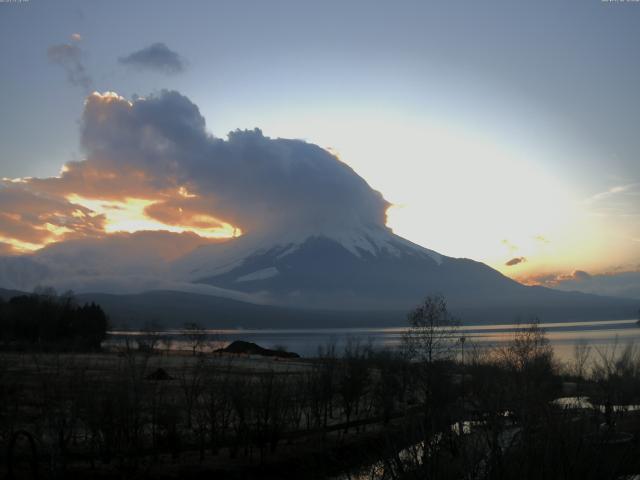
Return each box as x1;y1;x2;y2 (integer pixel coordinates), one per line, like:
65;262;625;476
108;318;640;364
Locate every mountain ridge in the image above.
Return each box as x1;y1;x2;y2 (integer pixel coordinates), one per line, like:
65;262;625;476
0;226;637;327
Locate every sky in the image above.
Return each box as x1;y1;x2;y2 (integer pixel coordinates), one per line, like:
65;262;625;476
0;0;639;296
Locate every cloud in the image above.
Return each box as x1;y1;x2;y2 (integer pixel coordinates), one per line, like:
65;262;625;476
525;269;591;285
558;270;640;299
47;43;93;91
70;90;388;235
0;90;389;292
501;239;518;255
587;182;640;217
533;235;550;244
505;256;526;267
119;43;186;74
0;230;225;294
0;256;51;292
589;183;638;202
71;33;82;42
0;183;105;249
0;229;221;291
0;253;270;304
524;269;640;299
571;270;592;281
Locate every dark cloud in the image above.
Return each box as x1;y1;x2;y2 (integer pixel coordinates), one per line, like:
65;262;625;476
47;43;93;91
0;90;388;257
523;269;640;299
505;256;526;266
73;90;389;235
119;43;186;74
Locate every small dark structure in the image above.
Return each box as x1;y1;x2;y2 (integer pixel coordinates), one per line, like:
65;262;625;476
146;367;172;381
216;340;300;358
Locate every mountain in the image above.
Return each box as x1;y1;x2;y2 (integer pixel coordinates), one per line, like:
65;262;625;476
0;225;637;327
174;225;449;310
168;225;638;324
76;290;403;329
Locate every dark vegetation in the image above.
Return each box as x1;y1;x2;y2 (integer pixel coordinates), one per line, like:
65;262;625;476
1;294;640;479
0;288;108;351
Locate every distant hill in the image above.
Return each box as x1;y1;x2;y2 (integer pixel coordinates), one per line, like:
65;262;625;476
77;289;637;329
77;290;403;329
3;281;637;329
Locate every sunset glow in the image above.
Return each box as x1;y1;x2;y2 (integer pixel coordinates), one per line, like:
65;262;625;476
0;235;44;253
3;6;640;473
66;195;241;239
0;0;638;301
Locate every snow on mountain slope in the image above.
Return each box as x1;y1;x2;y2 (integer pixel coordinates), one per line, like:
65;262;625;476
175;224;442;280
171;226;637;321
175;225;432;269
173;224;524;310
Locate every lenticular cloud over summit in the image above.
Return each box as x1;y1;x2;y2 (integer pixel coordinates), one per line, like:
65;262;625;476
1;90;390;247
78;90;390;235
0;90;392;293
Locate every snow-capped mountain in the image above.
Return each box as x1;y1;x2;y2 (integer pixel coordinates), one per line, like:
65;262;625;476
166;223;637;324
176;224;441;282
0;222;636;325
171;225;559;313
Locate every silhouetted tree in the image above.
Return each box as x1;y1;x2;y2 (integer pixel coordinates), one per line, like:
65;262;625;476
0;289;108;350
183;322;206;356
403;294;460;363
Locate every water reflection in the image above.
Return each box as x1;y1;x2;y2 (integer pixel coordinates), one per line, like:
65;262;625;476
106;318;640;363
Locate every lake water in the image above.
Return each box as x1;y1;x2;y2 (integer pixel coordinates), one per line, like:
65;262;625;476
108;318;640;364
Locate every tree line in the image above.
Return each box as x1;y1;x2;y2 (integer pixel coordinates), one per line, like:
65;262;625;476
0;288;109;350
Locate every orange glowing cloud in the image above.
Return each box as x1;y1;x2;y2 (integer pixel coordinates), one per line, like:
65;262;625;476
67;194;241;239
0;168;242;252
0;90;387;255
0;183;105;252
